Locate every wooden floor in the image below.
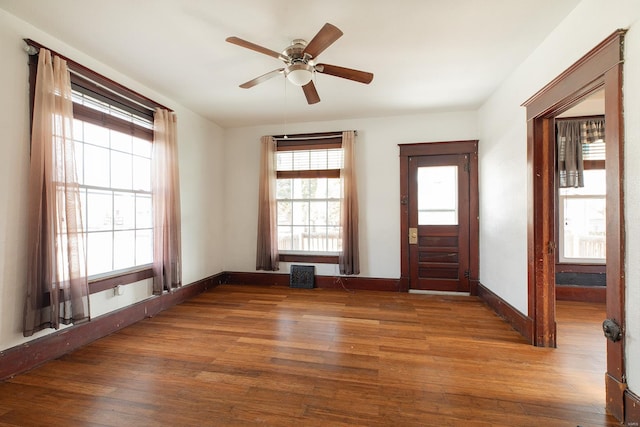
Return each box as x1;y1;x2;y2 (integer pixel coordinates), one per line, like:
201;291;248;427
0;285;618;426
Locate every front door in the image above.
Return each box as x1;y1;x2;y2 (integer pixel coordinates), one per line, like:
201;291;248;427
408;153;471;292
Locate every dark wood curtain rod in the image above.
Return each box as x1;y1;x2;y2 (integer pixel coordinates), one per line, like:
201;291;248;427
24;38;171;113
272;130;358;141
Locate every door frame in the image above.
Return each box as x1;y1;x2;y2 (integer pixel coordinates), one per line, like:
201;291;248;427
522;30;626;420
399;140;479;293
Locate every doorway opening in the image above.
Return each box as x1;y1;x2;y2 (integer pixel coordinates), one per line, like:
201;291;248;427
522;30;626;421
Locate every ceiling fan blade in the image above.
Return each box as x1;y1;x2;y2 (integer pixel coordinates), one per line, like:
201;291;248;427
316;64;374;84
239;68;285;88
303;23;343;58
226;36;286;61
302;81;320;104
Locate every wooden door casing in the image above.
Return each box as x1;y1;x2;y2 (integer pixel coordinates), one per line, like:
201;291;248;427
399;141;479;295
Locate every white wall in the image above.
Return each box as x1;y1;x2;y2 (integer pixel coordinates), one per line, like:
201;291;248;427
223;111;478;278
0;9;226;351
477;0;640;395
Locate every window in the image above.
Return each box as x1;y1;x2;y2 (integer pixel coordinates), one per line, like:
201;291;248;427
275;136;343;259
71;90;154;277
559;168;606;264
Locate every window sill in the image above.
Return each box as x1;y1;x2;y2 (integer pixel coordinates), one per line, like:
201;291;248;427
279;253;339;264
88;267;154;294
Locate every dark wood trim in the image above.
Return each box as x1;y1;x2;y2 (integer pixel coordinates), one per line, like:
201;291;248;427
73;103;153;140
224;271;400;292
522;30;624;119
477;283;534;344
0;273;223;381
555;285;606;303
399;140;478;157
625;389;640;425
88;267;154;294
555;263;606;274
606;373;628;422
278;254;339;264
277;169;340;179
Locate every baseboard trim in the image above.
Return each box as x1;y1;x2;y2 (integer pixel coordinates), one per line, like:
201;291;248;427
223;271;401;292
477;282;534;344
556;285;606;303
625;389;640;425
0;273;223;381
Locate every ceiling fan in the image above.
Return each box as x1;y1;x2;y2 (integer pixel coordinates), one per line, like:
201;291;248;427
226;23;374;104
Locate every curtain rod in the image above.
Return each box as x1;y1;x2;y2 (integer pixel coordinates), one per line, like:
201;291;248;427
273;131;358;141
23;38;172;113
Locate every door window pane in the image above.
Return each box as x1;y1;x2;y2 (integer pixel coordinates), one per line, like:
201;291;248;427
418;166;458;225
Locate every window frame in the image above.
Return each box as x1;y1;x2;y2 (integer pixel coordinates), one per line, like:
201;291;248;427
26;39;168;294
274;133;343;264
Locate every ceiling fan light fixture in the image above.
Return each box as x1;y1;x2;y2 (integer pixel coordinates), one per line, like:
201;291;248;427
286;63;313;86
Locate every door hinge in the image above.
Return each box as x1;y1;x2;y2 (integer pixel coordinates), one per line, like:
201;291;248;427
464;269;470;279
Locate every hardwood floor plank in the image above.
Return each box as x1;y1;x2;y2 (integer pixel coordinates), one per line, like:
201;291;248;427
0;285;618;426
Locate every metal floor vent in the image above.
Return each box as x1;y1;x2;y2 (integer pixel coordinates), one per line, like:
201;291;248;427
290;265;315;289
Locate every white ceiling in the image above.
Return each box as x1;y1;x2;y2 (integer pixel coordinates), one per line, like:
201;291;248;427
0;0;582;128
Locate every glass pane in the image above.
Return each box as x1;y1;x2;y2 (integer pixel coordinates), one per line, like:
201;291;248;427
277;201;292;225
84;145;110;188
291;226;307;250
73;119;84;142
113;192;135;230
276;152;293;171
308;179;327;199
292;201;308;226
328;226;341;251
111;151;132;189
113;230;135;270
86;189;112;231
133;156;151;191
87;231;112;275
136;195;152;228
328;201;341;226
327;178;341;199
132;137;152;158
277;226;292;250
276;179;292;199
310;201;327;226
327;149;343;169
293;179;311;199
84;122;109;147
136;229;153;265
418;165;458;225
562;197;606;260
110;129;132;153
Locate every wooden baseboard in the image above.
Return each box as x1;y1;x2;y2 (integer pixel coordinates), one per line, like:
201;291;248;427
0;273;223;381
625;389;640;425
224;271;401;292
477;282;534;344
556;285;606;303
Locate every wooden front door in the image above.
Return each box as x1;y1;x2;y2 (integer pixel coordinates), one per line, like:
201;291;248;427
399;140;478;294
408;154;470;292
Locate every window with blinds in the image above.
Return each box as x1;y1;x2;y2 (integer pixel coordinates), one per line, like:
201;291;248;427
275;137;344;255
71;85;154;278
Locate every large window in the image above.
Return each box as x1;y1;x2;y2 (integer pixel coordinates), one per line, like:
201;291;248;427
275;137;343;258
71;90;154;277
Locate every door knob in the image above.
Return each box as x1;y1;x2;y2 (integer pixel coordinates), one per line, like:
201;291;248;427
602;318;622;342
